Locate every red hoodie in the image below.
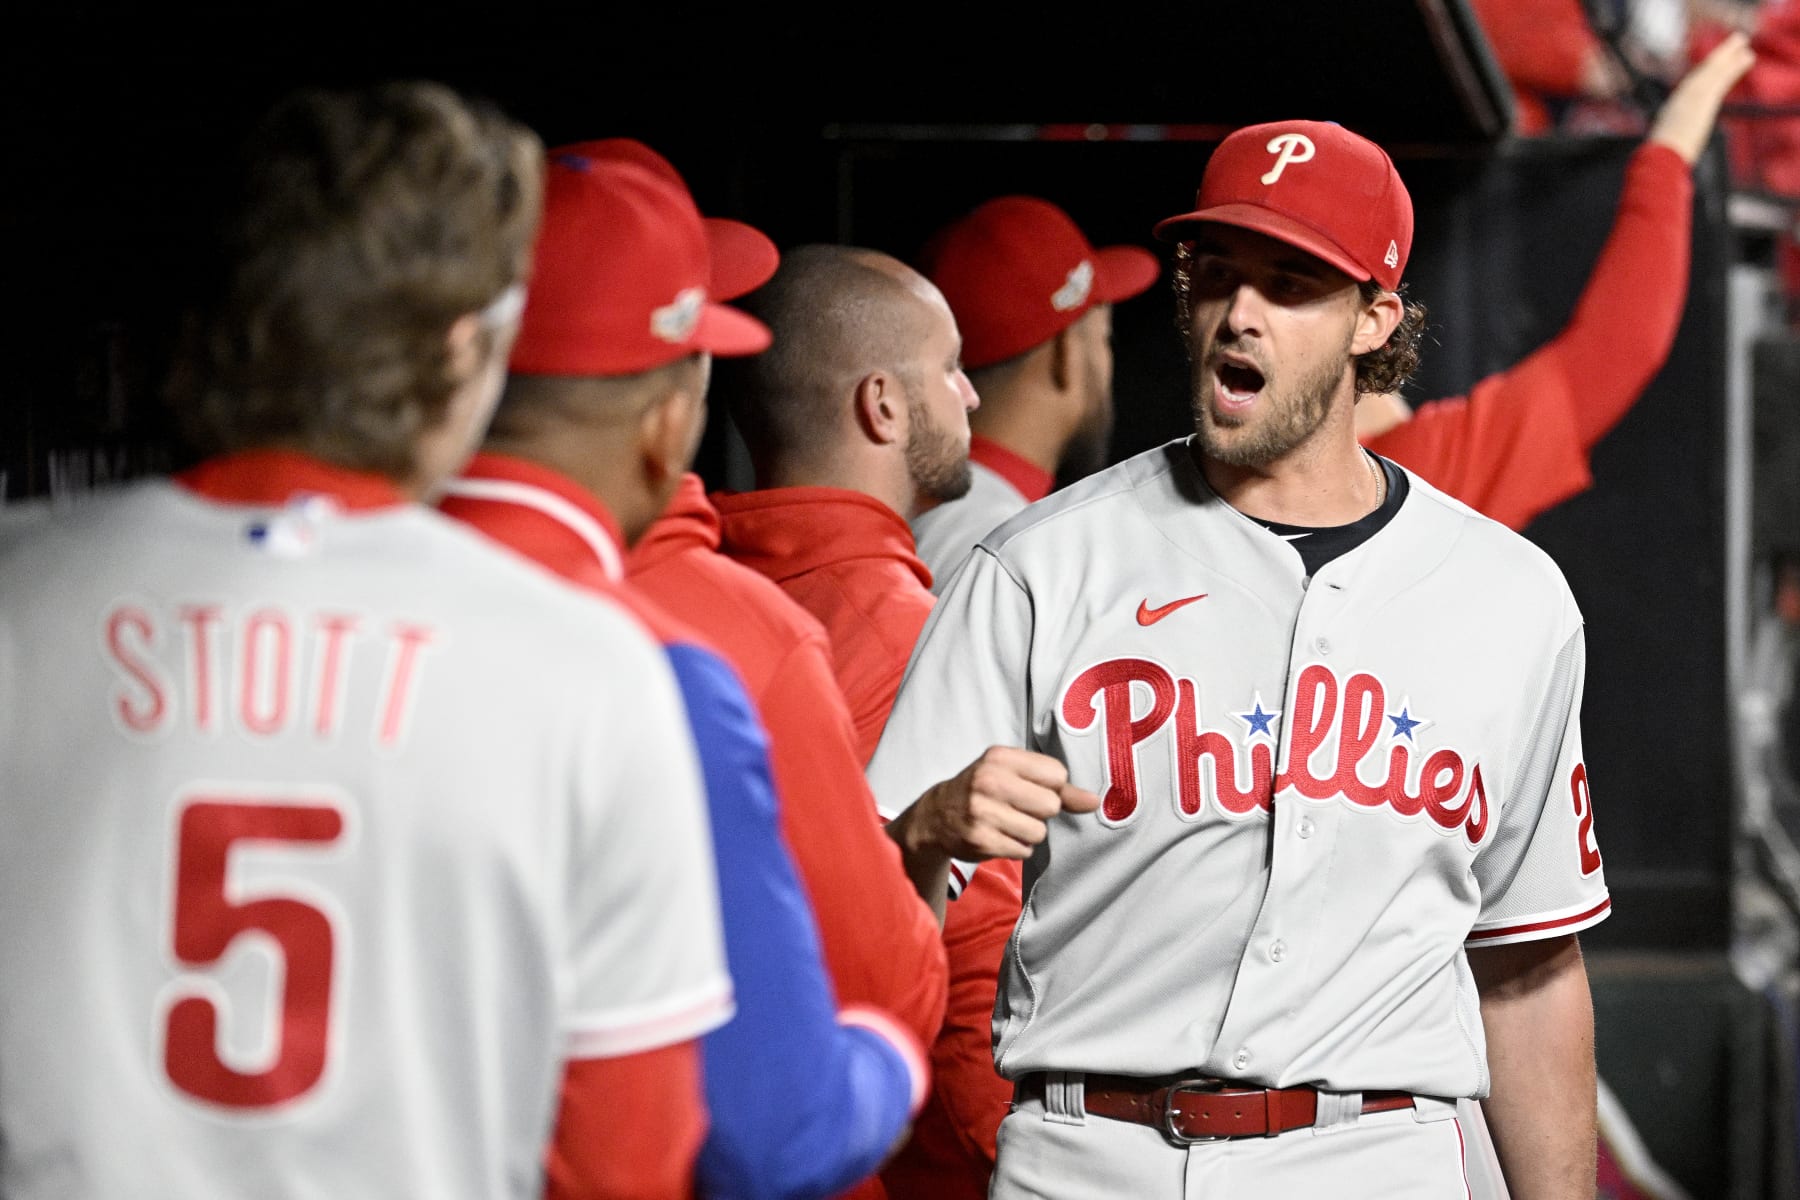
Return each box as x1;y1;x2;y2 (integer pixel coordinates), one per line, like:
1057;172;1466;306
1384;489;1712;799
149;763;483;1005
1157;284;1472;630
713;486;934;763
628;475;948;1060
714;483;1024;1200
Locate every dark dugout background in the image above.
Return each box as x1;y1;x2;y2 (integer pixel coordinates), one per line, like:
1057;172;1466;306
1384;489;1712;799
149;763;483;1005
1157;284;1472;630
1;0;1732;949
0;2;1785;1190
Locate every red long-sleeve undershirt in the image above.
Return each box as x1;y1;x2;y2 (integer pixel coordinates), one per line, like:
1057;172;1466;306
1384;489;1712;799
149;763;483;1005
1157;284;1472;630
1368;140;1693;530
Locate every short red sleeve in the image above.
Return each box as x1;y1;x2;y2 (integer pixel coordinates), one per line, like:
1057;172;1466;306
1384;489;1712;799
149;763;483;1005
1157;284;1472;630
546;1041;705;1200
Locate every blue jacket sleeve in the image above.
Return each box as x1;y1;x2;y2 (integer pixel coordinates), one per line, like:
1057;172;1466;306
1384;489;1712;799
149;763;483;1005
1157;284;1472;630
664;643;923;1200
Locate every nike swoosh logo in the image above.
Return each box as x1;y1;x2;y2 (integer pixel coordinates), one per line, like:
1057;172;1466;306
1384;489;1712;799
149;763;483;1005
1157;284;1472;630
1136;594;1208;626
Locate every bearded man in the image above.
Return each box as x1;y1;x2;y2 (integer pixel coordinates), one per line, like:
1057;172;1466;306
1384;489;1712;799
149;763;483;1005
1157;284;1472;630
867;121;1610;1200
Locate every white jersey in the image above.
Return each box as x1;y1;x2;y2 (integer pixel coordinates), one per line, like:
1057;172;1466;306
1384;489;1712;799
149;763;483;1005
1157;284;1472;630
911;459;1029;596
868;438;1609;1099
0;473;731;1200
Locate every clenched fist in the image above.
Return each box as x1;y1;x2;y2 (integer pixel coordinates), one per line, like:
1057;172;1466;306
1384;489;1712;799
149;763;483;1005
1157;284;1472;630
887;746;1101;922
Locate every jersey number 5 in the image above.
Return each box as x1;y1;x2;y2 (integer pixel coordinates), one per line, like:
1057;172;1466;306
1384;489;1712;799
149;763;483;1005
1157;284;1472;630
162;797;346;1110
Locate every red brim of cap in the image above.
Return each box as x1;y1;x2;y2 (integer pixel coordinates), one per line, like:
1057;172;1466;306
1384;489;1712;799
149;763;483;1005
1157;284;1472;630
694;301;772;358
1094;245;1161;304
1151;204;1372;285
706;218;780;302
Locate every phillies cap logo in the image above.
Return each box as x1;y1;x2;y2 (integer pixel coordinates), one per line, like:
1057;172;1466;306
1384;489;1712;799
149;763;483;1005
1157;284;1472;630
1051;260;1095;312
1260;132;1316;185
650;287;705;344
1384;241;1400;269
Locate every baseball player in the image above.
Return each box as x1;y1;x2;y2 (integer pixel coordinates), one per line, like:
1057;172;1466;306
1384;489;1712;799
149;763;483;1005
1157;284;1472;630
713;244;981;764
716;245;1097;1200
0;84;731;1200
591;137;951;1093
1357;32;1755;531
440;150;931;1200
868;119;1611;1198
910;195;1158;593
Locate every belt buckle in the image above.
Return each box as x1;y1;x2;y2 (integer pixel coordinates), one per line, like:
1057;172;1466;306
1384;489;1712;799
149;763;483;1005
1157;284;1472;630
1161;1077;1231;1146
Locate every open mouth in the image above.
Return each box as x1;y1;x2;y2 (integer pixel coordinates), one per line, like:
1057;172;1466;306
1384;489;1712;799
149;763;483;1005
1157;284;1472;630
1214;360;1266;408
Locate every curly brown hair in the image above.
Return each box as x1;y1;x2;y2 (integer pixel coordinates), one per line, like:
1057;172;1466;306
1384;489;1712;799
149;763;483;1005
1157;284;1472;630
1169;242;1427;396
169;81;543;480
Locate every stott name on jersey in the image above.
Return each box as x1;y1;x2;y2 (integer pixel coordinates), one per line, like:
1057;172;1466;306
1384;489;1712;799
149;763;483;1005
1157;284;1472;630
101;598;436;748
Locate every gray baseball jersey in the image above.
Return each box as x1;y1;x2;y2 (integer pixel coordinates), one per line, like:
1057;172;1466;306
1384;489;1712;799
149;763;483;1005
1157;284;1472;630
912;459;1030;596
867;438;1609;1099
0;467;731;1199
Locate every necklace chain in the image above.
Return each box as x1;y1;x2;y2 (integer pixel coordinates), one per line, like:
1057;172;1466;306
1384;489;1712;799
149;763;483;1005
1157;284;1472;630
1365;451;1386;511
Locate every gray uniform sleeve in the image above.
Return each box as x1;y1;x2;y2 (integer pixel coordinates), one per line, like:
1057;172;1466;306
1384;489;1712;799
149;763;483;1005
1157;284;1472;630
1467;624;1611;947
867;544;1035;897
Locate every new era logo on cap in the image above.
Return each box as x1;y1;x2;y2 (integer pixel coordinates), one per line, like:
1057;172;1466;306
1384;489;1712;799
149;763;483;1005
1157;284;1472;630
921;195;1159;369
1051;260;1095;312
1153;119;1414;292
651;288;705;344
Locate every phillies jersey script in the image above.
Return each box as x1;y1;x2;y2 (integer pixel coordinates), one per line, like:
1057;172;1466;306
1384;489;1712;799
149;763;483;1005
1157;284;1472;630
867;438;1610;1098
0;460;731;1199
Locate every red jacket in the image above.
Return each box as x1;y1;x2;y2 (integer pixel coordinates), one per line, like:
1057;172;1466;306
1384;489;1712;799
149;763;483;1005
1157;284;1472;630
713;487;936;763
714;483;1022;1200
1368;142;1693;530
628;475;948;1054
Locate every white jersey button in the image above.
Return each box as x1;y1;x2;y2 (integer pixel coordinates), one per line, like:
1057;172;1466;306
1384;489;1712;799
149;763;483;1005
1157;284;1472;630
1314;636;1332;654
1269;939;1288;963
1233;1049;1251;1071
1296;817;1315;839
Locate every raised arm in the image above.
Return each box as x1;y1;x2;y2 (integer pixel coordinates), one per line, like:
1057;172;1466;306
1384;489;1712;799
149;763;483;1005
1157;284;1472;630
1361;34;1755;529
1558;31;1753;448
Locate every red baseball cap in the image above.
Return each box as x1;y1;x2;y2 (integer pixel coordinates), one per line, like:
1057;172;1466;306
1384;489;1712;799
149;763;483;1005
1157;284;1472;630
509;157;771;377
1153;119;1413;291
921;196;1160;369
554;138;779;302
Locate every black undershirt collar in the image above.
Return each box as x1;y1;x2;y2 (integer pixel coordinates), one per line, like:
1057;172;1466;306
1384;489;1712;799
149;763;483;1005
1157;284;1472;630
1242;453;1408;577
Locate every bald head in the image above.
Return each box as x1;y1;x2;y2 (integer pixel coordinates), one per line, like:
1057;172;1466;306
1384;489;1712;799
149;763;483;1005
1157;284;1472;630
726;243;951;477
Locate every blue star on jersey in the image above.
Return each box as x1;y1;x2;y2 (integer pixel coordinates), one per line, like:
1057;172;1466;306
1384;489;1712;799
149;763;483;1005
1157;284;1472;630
1235;695;1281;740
1388;702;1430;742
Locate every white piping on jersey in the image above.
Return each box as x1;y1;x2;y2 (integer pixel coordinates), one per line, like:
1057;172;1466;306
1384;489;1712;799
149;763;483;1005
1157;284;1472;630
439;477;625;582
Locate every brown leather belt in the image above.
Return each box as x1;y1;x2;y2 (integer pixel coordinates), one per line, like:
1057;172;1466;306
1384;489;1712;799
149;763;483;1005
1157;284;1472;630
1018;1072;1417;1144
